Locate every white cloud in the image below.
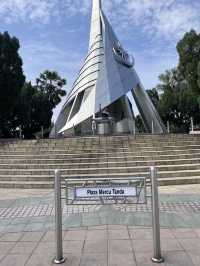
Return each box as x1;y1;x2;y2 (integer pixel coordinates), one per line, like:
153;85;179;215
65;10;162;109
0;0;91;24
103;0;200;41
0;0;58;24
0;0;199;42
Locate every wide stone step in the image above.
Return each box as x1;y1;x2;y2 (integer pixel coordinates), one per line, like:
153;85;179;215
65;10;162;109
1;143;200;153
2;139;200;149
0;146;200;157
0;180;54;189
0;148;200;159
0;158;200;169
0;164;200;175
0;152;199;164
1;134;199;144
0;174;200;188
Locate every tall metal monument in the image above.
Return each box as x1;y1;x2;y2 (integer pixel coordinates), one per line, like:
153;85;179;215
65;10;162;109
51;0;166;137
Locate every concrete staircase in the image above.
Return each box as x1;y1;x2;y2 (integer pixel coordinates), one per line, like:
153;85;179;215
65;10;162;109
0;134;200;188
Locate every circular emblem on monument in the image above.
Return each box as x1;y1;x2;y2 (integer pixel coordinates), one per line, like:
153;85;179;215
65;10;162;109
113;41;134;68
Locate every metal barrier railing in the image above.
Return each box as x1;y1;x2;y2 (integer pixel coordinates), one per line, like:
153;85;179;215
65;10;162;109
53;167;164;264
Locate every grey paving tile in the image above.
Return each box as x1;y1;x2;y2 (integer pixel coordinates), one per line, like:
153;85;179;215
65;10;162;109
0;219;12;226
63;240;84;253
188;249;200;266
67;227;87;231
4;223;27;233
172;228;198;239
128;226;148;230
64;230;86;241
86;230;107;240
108;229;129;240
84;239;107;253
9;217;30;225
178;238;200;251
0;255;5;263
160;229;175;239
129;228;152;240
28;216;48;223
0;242;16;255
132;239;153;252
63;215;82;228
108;253;136;266
10;241;37;254
0;226;5;233
24;222;45;232
21;231;45;242
0;232;23;241
25;254;54;266
108;225;127;230
161;239;183;251
88;225;107;230
80;253;107;266
108;239;132;254
163;250;194;266
42;231;56;242
0;254;29;266
34;241;55;255
43;222;54;231
194;228;200;238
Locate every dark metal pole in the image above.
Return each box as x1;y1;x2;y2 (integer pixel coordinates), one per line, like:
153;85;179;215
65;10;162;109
167;121;170;134
19;125;22;140
152;121;154;135
133;120;136;136
41;126;44;139
54;170;65;264
150;167;164;263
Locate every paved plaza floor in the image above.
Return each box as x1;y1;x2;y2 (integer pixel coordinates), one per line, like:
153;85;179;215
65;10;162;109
0;185;200;265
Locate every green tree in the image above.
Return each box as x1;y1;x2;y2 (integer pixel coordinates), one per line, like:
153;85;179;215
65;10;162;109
156;69;200;133
36;70;66;109
16;71;67;138
147;88;159;108
177;30;200;94
0;32;25;137
135;115;145;133
152;30;200;133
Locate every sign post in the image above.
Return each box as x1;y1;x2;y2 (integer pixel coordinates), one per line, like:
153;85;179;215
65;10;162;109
150;167;164;263
54;170;65;264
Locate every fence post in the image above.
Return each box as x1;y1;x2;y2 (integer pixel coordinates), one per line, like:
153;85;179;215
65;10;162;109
133;120;136;136
19;125;22;140
191;117;194;132
167;121;170;134
41;126;44;139
152;121;154;135
150;167;164;263
54;170;65;264
54;125;57;139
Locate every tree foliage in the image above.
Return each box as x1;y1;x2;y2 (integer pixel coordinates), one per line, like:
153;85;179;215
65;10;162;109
0;32;25;136
135;115;145;133
147;88;159;108
155;30;200;133
177;30;200;95
16;71;66;138
36;70;66;110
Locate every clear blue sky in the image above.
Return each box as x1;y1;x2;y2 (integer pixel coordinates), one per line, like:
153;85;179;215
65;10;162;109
0;0;200;120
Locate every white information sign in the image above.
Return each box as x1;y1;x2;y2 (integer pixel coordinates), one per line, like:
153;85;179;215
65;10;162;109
75;186;137;198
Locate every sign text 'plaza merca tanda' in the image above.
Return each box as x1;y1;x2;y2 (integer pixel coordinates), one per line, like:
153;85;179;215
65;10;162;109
51;0;167;137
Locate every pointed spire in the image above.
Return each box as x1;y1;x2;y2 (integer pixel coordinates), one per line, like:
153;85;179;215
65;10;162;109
89;0;102;49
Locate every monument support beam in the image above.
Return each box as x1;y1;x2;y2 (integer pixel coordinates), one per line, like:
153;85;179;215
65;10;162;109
131;84;166;134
